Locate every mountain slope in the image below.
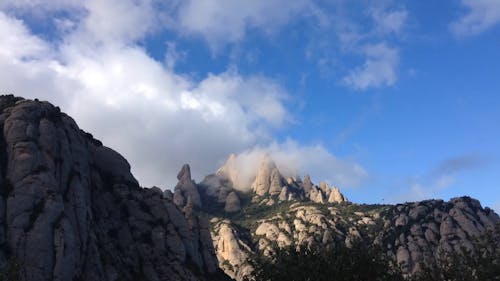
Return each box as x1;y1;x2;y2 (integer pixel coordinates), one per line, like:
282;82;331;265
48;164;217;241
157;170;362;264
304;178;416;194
172;155;500;280
0;95;230;281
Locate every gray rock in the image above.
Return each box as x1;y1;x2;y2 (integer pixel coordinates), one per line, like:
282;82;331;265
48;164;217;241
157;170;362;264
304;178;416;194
251;155;276;196
173;164;202;208
224;191;241;213
328;186;347;203
0;96;226;281
278;186;288;201
268;168;284;195
302;175;313;195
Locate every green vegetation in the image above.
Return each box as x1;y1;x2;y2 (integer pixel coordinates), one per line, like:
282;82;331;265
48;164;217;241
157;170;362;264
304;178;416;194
248;240;404;281
247;226;500;281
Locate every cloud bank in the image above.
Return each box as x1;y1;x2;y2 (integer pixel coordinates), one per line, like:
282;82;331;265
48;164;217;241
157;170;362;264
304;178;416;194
0;1;367;189
218;140;368;191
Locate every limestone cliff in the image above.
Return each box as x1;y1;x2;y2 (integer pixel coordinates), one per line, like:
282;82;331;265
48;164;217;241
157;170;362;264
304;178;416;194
0;95;230;281
180;154;500;281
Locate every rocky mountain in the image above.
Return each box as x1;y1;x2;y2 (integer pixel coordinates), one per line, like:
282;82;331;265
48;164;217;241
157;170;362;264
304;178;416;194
2;95;497;281
0;95;231;281
171;154;500;281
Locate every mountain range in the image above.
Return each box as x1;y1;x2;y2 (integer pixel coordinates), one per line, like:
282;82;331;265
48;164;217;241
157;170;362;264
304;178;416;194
171;153;499;280
0;95;498;281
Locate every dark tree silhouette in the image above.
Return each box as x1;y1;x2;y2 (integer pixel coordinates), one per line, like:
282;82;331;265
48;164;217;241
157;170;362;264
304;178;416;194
248;240;404;281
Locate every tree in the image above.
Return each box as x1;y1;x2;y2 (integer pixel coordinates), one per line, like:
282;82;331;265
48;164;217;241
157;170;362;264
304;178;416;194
248;240;405;281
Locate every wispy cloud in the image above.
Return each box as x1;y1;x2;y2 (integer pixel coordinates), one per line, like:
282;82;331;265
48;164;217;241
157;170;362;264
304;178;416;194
393;154;491;202
429;154;490;179
451;0;500;36
307;1;407;91
174;0;319;51
343;43;399;90
369;5;408;35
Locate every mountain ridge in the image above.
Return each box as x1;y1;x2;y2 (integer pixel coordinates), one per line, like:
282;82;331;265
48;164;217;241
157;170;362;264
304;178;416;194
0;95;231;281
171;155;500;280
0;95;497;281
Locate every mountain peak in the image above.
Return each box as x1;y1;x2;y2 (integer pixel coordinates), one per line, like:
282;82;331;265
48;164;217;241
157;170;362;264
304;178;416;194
250;154;284;196
177;163;192;181
205;152;348;207
0;96;225;281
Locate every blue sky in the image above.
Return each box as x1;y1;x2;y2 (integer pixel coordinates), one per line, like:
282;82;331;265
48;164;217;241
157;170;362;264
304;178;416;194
0;0;499;211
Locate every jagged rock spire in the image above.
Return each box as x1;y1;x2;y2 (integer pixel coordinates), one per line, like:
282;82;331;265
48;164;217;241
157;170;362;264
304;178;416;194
302;175;313;195
251;154;285;196
173;164;202;208
328;186;347;203
177;164;192;181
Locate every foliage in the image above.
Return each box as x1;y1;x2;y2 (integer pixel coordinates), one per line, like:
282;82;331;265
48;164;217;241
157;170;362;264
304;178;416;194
0;257;21;281
247;225;500;281
247;240;405;281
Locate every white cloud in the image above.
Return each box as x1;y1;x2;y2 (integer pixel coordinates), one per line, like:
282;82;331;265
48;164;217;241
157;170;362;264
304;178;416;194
370;8;408;34
82;0;159;43
0;0;81;11
0;12;50;58
0;7;366;190
1;0;160;43
451;0;500;36
175;0;315;49
343;43;399;90
221;140;368;191
0;10;283;188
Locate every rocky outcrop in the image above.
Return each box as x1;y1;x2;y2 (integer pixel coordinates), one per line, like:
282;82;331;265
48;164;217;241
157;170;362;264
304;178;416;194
198;174;233;204
197;153;499;281
207;194;499;280
211;219;253;281
245;155;347;205
328;186;347;203
209;202;374;280
0;96;229;281
173;164;202;208
224;192;241;213
251;155;281;196
379;197;500;273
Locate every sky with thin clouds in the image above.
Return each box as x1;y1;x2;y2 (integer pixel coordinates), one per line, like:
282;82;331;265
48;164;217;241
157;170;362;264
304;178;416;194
0;0;499;212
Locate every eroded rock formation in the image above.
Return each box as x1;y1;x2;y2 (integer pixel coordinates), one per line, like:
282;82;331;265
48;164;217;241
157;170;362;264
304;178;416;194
0;96;229;281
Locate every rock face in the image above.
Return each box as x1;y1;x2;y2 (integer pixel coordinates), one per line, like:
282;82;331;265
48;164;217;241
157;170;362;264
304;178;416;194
224;192;241;213
379;197;500;273
246;156;347;205
0;96;229;281
183;153;500;281
173;164;202;208
210;219;253;281
251;154;280;196
328;186;347;203
209;196;499;280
